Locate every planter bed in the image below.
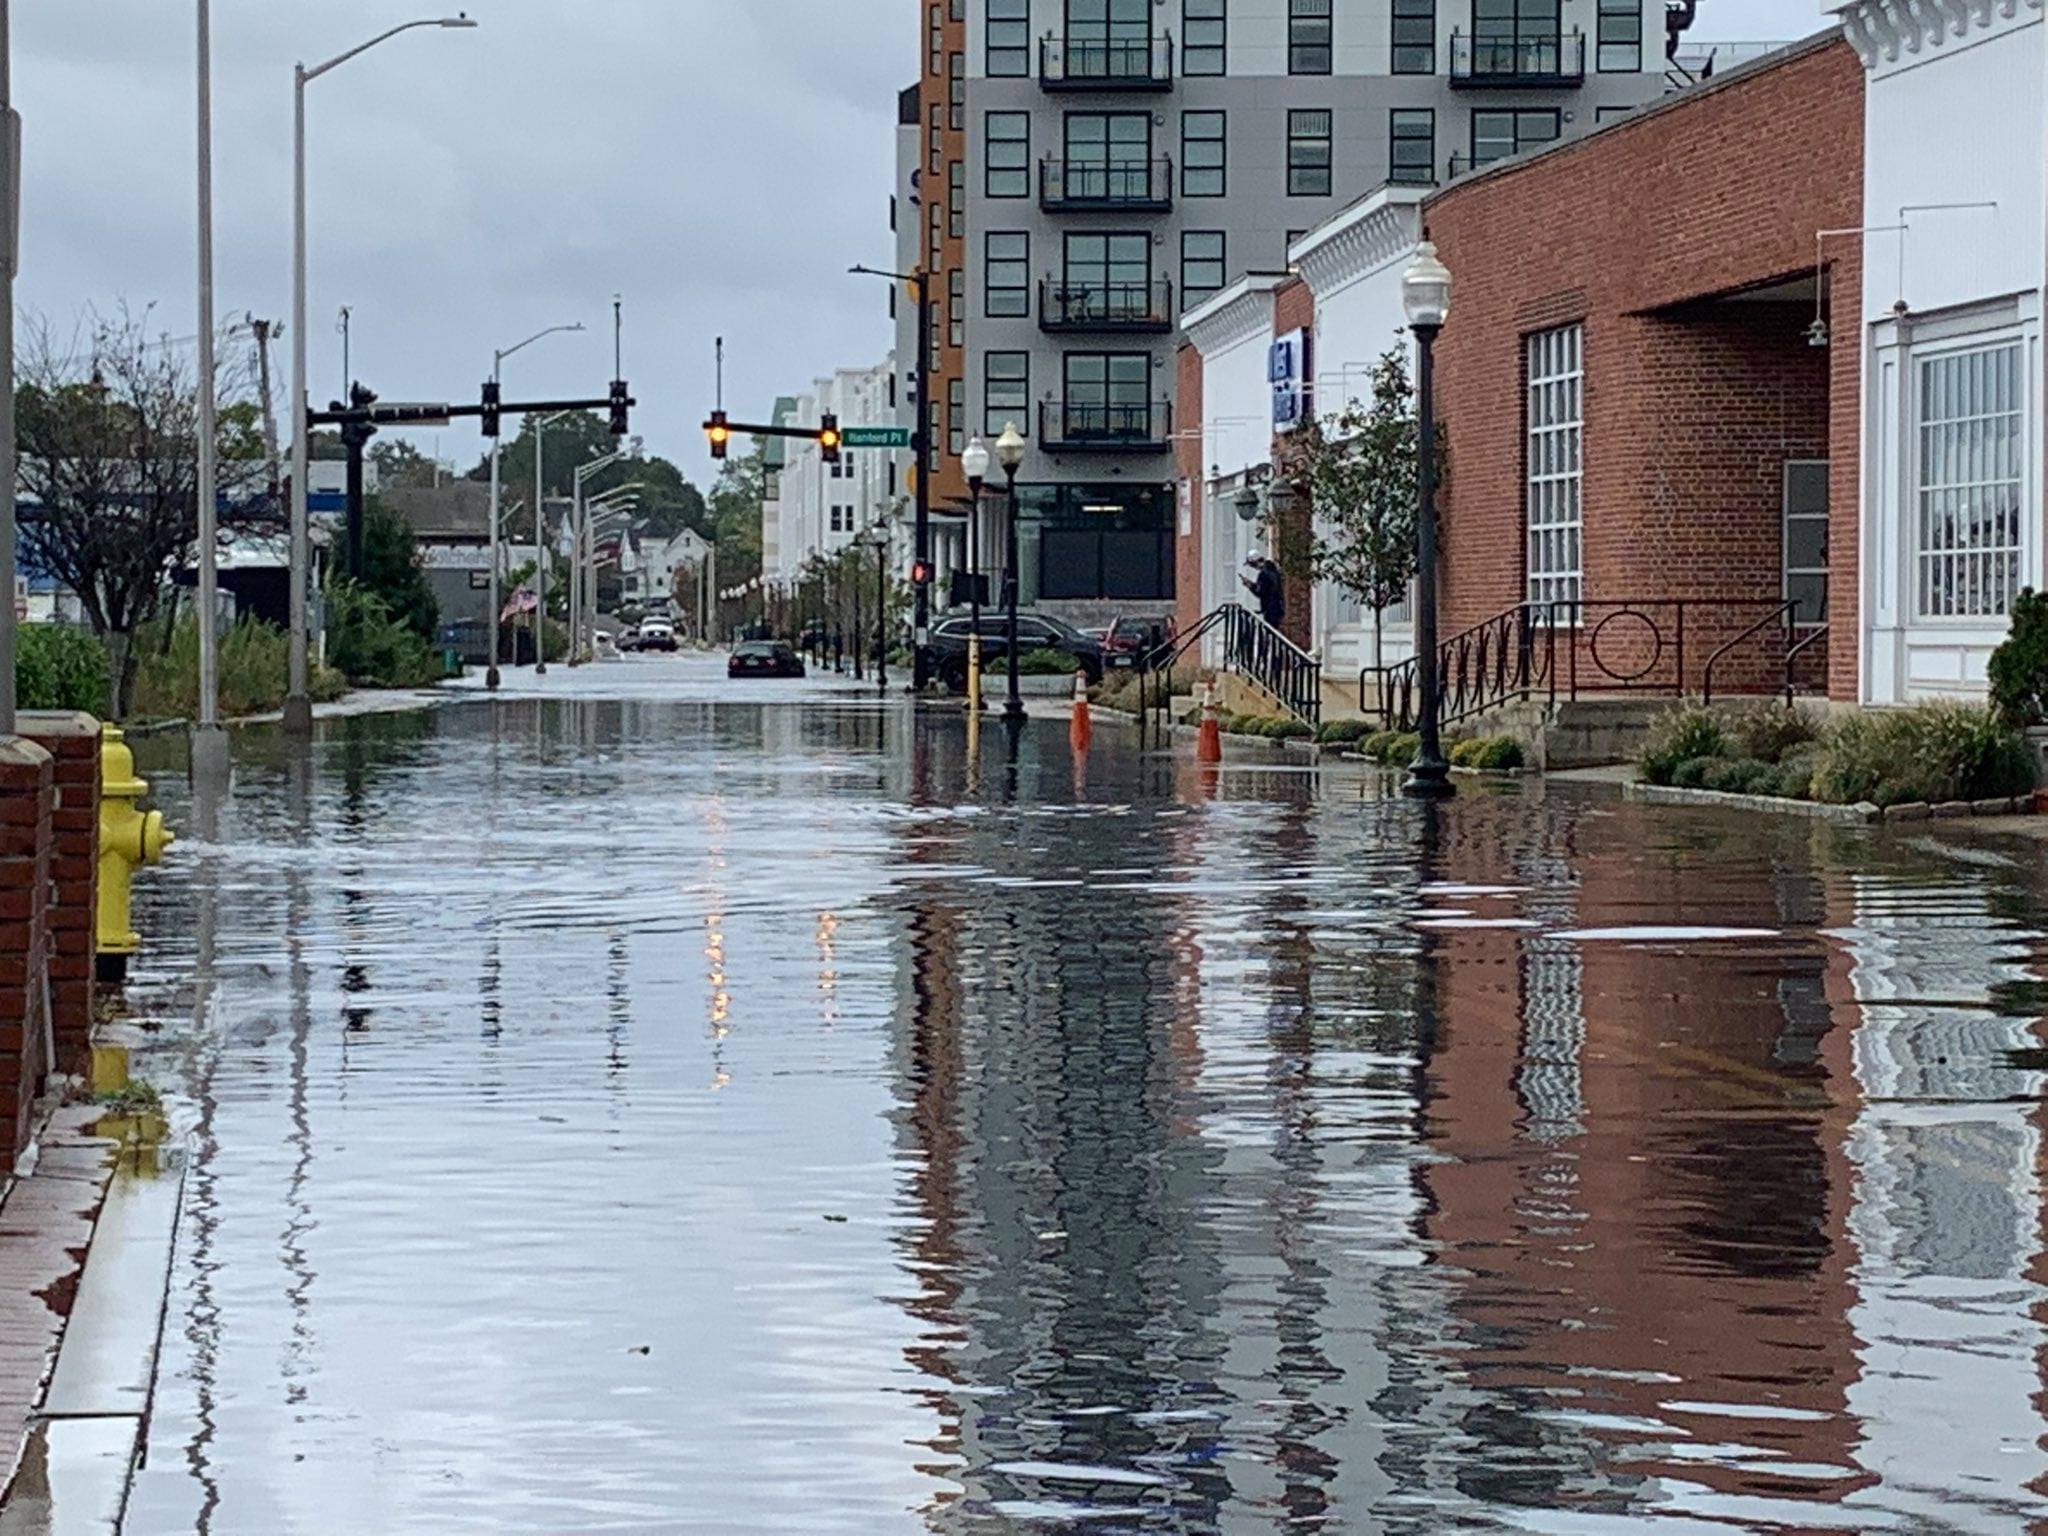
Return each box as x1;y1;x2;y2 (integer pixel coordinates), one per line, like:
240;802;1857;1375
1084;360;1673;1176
1626;781;2039;825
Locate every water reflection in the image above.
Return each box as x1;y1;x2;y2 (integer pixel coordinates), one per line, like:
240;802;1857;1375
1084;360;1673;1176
109;667;2048;1531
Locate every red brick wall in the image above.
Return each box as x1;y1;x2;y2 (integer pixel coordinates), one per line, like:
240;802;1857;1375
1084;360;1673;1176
0;738;53;1161
1270;280;1317;651
1174;342;1205;643
1423;37;1866;698
17;715;99;1073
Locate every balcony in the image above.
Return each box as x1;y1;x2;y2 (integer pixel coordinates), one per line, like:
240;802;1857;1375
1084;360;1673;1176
1039;399;1172;453
1039;156;1174;213
1449;30;1585;88
1039;36;1174;92
1038;278;1176;334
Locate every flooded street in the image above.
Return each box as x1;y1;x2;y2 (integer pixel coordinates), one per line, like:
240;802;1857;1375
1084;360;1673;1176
110;655;2048;1533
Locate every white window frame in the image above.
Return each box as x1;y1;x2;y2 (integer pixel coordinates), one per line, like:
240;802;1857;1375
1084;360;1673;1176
1912;336;2026;624
1525;322;1583;614
1783;459;1829;630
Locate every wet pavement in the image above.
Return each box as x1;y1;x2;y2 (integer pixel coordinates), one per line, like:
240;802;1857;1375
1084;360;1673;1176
108;652;2048;1532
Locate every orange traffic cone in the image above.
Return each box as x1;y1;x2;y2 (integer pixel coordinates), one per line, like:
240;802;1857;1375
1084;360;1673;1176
1196;680;1222;764
1069;670;1092;755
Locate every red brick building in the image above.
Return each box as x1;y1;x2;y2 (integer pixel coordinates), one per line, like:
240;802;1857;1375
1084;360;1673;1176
1177;38;1867;708
1423;33;1864;698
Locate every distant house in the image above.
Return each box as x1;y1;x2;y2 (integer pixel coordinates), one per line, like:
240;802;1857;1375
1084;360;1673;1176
621;527;711;609
383;482;540;631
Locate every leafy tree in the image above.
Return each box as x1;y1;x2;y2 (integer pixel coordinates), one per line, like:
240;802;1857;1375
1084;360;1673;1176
706;447;767;580
369;438;444;490
1290;346;1435;673
15;308;269;714
360;494;438;640
470;410;708;541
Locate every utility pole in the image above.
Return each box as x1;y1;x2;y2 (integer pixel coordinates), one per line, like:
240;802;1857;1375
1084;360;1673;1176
0;0;19;737
249;317;281;500
194;0;223;750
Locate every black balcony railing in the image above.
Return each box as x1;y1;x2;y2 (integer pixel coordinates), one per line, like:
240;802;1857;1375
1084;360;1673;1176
1449;29;1586;86
1039;156;1174;211
1038;278;1175;332
1040;35;1174;90
1039;399;1171;451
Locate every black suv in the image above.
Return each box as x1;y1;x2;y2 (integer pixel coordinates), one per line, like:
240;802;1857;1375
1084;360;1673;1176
929;612;1104;692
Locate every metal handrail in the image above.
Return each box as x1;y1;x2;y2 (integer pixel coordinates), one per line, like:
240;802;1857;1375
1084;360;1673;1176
1700;599;1799;704
1131;604;1321;746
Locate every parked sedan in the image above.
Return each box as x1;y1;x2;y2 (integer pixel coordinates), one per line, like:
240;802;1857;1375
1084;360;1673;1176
636;618;678;653
929;612;1103;692
727;640;807;679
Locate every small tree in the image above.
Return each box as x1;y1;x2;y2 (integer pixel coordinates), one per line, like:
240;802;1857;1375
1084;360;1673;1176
1293;346;1427;673
16;308;268;714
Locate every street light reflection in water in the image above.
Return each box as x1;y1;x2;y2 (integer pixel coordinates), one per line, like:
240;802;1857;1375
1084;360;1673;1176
113;667;2048;1532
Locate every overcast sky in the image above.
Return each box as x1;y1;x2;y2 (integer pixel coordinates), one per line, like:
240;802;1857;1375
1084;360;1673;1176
14;0;1817;486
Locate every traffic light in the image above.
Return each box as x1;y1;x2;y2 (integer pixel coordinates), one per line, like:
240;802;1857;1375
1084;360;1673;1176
480;380;501;439
909;558;933;588
609;379;631;436
706;410;730;461
818;413;841;464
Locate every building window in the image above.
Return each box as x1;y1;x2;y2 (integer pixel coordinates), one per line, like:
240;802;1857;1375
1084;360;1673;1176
1062;232;1151;321
949;160;964;237
1063;352;1152;438
1475;0;1562;58
1783;461;1829;628
1471;108;1558;168
1289;0;1331;73
1184;0;1225;74
1525;322;1583;611
1595;104;1635;124
1916;341;2023;620
949;376;965;454
949;52;964;129
985;232;1029;318
1182;231;1225;306
1182;110;1225;197
1392;0;1434;73
987;0;1028;75
1596;0;1641;72
986;351;1029;437
986;111;1030;197
1063;112;1152;199
1389;109;1434;186
1066;0;1152;80
1287;109;1332;196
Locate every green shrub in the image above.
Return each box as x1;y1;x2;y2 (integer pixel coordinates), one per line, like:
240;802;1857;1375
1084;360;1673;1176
1811;702;2034;807
1700;757;1777;795
1724;703;1821;765
1018;647;1080;676
129;616;344;719
1265;718;1314;740
1317;719;1372;746
1360;729;1419;766
325;581;443;689
1670;756;1718;789
13;624;107;714
1640;705;1729;786
1771;747;1821;801
1453;734;1525;772
1989;587;2048;727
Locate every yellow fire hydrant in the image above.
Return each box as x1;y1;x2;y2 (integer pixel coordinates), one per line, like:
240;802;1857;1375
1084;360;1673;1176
97;725;172;983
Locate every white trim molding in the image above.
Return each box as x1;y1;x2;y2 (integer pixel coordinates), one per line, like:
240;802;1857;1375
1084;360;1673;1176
1181;273;1288;358
1833;0;2043;72
1288;187;1428;306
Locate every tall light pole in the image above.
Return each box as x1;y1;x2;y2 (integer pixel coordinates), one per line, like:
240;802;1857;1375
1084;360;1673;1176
286;14;477;733
568;456;630;662
486;326;583;687
1401;241;1454;801
0;0;19;738
531;408;576;674
193;0;224;758
995;422;1026;725
849;263;932;689
960;437;989;713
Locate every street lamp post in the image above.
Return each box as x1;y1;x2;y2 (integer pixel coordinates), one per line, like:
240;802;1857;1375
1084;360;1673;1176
486;327;583;688
1401;241;1455;801
286;13;477;732
960;437;990;713
194;0;223;752
531;409;576;674
849;264;932;690
995;423;1026;725
870;525;890;693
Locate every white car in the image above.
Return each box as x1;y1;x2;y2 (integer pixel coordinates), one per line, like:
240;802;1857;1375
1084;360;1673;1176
636;619;678;653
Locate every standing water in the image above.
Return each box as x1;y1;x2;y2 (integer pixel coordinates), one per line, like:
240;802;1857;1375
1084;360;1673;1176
114;658;2048;1532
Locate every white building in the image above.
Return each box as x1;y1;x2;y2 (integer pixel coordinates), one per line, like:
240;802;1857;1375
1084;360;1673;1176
1833;0;2046;703
774;360;908;577
620;527;711;609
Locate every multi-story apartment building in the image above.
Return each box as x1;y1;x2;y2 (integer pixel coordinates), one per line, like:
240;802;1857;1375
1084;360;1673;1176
903;0;1693;625
774;361;908;576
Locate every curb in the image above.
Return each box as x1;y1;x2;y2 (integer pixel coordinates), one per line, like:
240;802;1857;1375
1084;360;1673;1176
1624;781;2039;825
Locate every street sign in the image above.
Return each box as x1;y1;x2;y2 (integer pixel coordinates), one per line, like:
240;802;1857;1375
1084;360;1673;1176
842;426;911;448
371;403;453;428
